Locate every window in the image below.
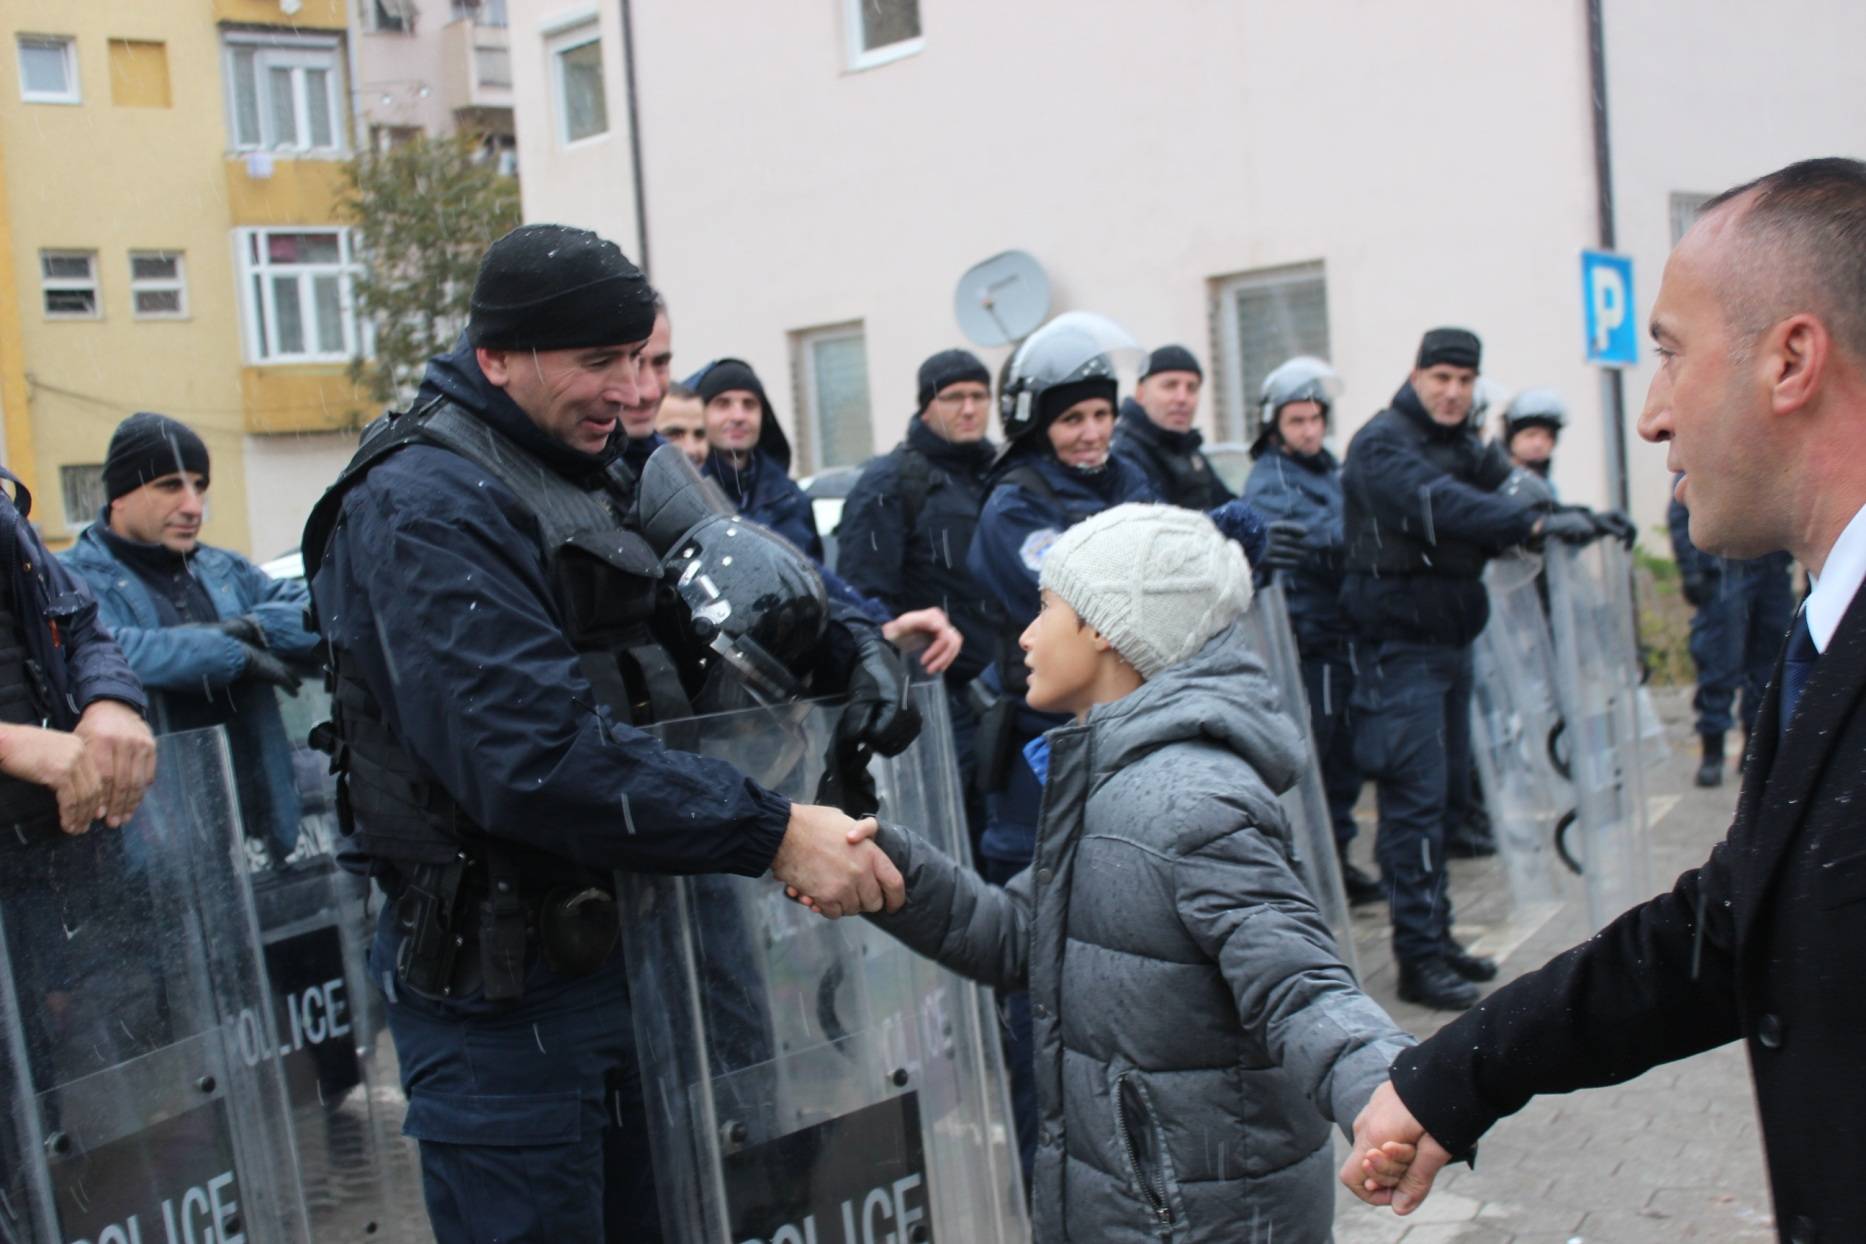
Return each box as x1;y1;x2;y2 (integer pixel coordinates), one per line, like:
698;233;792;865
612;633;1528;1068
549;25;607;144
108;38;169;107
453;0;509;25
129;251;187;319
237;229;360;363
365;0;417;33
17;35;79;104
845;0;922;70
60;466;107;532
1670;191;1713;247
1213;263;1331;443
41;250;99;319
795;324;874;470
224;36;345;153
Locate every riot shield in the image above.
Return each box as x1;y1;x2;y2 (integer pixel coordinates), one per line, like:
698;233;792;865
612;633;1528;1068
1469;554;1579;920
1545;540;1656;930
1239;583;1360;975
0;728;309;1243
625;683;1029;1243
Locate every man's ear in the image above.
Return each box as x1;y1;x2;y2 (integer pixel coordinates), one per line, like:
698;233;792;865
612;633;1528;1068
1768;313;1828;418
477;346;511;387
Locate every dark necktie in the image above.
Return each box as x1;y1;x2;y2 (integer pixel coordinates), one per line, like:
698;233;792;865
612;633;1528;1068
1778;611;1819;742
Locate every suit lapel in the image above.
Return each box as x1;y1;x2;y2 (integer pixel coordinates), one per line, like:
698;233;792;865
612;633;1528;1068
1733;590;1866;949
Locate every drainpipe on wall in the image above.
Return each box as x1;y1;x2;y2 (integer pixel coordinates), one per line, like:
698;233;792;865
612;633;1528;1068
619;0;650;276
1587;0;1631;517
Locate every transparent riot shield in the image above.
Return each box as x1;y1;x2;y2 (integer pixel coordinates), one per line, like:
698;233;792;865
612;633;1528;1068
626;683;1028;1243
1545;540;1656;930
1239;583;1360;975
246;685;431;1242
0;728;309;1243
1469;554;1579;920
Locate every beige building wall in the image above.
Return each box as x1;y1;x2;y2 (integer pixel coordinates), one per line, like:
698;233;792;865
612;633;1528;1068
507;0;1866;542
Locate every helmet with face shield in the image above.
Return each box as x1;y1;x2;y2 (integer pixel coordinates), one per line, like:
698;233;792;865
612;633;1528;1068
1251;356;1343;458
997;312;1144;450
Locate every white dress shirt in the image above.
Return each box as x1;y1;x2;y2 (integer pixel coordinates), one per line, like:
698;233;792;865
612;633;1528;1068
1803;502;1866;654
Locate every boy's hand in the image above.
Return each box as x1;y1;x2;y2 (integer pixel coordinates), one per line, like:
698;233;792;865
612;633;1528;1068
1358;1140;1416;1192
772;808;902;918
1341;1081;1454;1213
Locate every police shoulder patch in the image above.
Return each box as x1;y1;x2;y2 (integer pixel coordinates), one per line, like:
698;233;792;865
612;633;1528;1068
1019;527;1063;573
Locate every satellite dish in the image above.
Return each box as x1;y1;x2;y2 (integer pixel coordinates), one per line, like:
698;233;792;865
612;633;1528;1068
953;250;1051;348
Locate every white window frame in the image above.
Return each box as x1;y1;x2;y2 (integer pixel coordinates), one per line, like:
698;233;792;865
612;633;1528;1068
222;33;346;155
546;18;608;147
58;464;106;533
40;250;100;320
843;0;923;71
17;35;79;104
129;250;188;320
1213;262;1331;444
362;0;417;34
235;228;361;364
796;323;874;472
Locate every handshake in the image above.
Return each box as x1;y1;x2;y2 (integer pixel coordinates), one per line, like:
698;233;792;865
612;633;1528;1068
770;802;903;918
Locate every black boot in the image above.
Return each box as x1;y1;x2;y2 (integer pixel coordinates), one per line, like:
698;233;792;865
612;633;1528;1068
1441;941;1499;982
1336;848;1384;907
1443;808;1498;859
1695;732;1725;788
1397;958;1480;1010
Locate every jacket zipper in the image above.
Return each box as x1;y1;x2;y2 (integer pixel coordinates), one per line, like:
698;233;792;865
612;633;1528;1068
1112;1073;1174;1234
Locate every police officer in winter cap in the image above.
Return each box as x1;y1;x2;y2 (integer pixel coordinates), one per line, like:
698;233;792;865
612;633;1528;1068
301;223;910;1242
1111;343;1237;509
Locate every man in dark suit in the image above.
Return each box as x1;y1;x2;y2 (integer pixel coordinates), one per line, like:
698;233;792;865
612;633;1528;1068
1340;155;1866;1244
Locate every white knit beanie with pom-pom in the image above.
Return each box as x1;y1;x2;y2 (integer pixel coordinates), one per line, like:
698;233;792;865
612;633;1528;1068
1037;503;1254;679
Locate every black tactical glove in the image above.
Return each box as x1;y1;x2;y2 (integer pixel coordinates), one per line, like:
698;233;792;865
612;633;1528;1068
1259;520;1308;574
838;625;922;759
240;643;303;693
189;615;267;647
1591;509;1637;548
1539;510;1600;546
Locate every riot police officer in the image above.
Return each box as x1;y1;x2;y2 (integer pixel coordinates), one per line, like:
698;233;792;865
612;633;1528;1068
301;225;912;1242
1243;358;1381;906
1340;328;1590;1010
1500;388;1566;480
1109;344;1236;507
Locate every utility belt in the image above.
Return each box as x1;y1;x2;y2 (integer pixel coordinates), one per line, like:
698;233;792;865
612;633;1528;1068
390;851;621;1004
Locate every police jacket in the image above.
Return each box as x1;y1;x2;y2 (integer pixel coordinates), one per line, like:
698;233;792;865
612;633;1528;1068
1340;384;1538;647
0;468;144;730
1393;584;1866;1244
1242;447;1352;656
304;343;790;883
1109;399;1235;510
63;525;315;854
837;416;999;684
703;446;822;563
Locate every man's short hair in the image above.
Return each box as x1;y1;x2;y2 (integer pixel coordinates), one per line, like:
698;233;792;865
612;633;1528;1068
1700;157;1866;362
664;380;697;402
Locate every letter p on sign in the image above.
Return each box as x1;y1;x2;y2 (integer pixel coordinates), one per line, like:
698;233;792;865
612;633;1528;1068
1581;249;1638;367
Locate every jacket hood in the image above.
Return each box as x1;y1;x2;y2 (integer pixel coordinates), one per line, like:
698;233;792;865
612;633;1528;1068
416;335;620;481
685;358;793;472
1083;617;1305;796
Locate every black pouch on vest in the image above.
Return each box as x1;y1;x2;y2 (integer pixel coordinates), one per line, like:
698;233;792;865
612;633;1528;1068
974;693;1016;795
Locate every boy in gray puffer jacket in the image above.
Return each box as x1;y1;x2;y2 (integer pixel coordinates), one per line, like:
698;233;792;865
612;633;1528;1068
861;503;1414;1241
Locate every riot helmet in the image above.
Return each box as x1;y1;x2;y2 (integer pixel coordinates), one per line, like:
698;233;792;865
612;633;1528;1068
1501;388;1567;444
1251;356;1342;458
997;312;1143;450
635;445;827;710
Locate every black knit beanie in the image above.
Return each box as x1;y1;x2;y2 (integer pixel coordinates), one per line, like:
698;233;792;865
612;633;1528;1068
1416;327;1482;371
103;412;209;501
916;349;991;411
1037;377;1119;426
1140;344;1202;381
694;358;767;408
467;224;657;351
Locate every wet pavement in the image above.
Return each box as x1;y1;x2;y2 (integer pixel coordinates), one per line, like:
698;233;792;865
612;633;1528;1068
1333;686;1774;1243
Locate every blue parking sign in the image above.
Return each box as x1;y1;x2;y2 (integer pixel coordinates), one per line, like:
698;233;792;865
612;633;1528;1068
1581;249;1638;367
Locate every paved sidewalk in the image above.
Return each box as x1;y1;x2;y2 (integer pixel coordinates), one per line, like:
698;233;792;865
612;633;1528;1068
1333;688;1775;1243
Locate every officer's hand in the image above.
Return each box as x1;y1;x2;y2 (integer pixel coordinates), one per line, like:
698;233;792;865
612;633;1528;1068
240;643;303;693
195;615;266;647
1681;576;1710;608
0;723;104;834
1592;509;1637;548
1261;520;1309;573
773;805;903;918
882;607;963;676
73;700;156;829
843;631;922;757
1538;510;1599;546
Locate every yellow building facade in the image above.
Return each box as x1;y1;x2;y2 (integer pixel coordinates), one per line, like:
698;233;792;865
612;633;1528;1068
1;0;366;554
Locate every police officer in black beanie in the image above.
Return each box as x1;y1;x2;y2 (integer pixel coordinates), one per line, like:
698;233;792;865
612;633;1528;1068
300;224;909;1242
1110;343;1236;509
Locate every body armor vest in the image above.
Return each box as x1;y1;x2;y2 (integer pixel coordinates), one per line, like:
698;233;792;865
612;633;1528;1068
304;400;692;879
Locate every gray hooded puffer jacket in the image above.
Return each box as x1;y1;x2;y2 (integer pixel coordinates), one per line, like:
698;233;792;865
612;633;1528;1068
870;618;1413;1242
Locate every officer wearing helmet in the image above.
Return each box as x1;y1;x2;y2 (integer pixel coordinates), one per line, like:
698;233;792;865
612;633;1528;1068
1500;387;1566;480
301;225;916;1242
1243;357;1381;907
